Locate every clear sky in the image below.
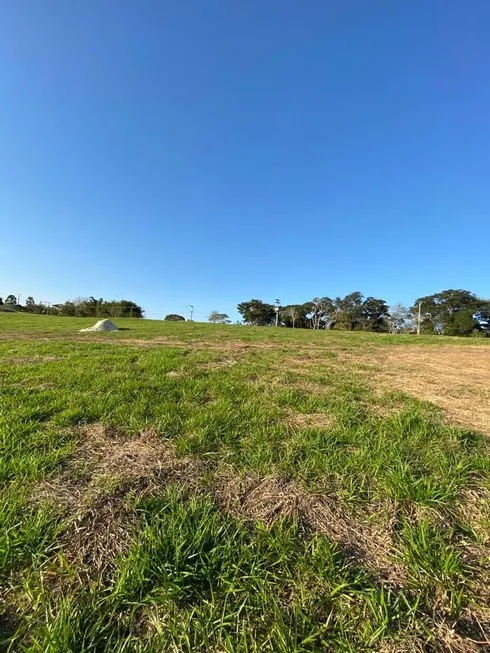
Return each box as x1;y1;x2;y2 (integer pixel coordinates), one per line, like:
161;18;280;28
1;1;489;321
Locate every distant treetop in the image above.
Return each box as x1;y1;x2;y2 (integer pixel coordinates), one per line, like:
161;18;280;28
208;311;230;324
164;314;185;322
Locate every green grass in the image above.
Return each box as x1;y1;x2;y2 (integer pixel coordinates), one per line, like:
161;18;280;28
1;313;490;651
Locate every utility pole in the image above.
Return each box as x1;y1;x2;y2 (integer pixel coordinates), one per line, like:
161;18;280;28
17;294;21;305
274;299;280;327
417;301;422;336
187;305;194;321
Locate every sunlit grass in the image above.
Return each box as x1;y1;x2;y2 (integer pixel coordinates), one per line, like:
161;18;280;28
1;313;489;650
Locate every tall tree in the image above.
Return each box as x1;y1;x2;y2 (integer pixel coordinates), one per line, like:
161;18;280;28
237;299;276;326
87;297;99;317
283;305;299;328
280;304;311;329
361;297;390;332
25;296;35;306
386;303;412;334
333;292;364;330
5;295;17;305
303;297;335;329
412;290;485;335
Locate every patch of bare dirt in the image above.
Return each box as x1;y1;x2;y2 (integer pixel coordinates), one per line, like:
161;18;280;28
342;346;490;434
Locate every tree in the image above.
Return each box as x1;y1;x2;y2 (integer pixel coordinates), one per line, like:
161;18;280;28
303;297;335;330
66;297;93;317
475;303;490;335
445;310;480;336
283;305;299;328
5;295;17;305
333;292;364;330
386;303;412;334
24;297;36;313
361;297;390;332
106;304;122;318
237;299;276;326
412;290;486;335
101;300;144;318
0;298;3;305
279;304;310;329
86;297;99;317
165;314;185;321
59;301;76;316
208;311;230;324
118;300;144;318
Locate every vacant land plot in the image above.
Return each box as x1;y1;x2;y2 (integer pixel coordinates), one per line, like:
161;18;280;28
1;313;490;652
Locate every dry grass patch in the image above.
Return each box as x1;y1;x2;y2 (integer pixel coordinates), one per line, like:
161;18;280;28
378;639;426;653
166;370;184;378
458;488;490;546
285;379;330;394
214;470;403;583
341;346;490;434
197;357;239;371
33;425;204;574
2;355;62;365
282;409;334;430
68;424;203;484
431;619;487;653
63;493;137;574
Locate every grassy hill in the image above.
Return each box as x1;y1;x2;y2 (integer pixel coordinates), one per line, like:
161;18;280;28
1;313;490;651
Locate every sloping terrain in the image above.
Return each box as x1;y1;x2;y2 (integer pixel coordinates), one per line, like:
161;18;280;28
1;314;490;651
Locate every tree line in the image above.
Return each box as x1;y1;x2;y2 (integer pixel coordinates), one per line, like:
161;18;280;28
3;289;489;336
0;295;144;318
234;290;490;337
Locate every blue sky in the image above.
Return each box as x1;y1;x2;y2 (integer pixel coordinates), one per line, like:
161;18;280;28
1;1;489;321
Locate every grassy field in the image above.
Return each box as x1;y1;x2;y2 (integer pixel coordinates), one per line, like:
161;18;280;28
1;313;490;652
